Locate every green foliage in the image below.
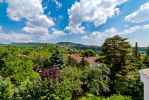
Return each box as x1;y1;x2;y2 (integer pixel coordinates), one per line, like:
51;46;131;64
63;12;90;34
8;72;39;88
0;76;14;100
100;36;144;100
0;57;5;71
49;48;64;68
0;40;145;100
52;66;82;100
79;93;132;100
115;70;143;100
80;57;90;67
146;47;149;56
101;35;132;67
143;56;149;67
81;64;110;95
101;36;132;92
133;42;139;58
81;49;96;57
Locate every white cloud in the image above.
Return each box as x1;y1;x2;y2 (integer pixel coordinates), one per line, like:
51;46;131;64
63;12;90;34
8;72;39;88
0;25;65;43
81;27;120;45
123;24;149;34
67;2;85;34
23;25;49;36
7;0;42;21
23;15;55;35
22;28;65;43
0;28;33;43
122;24;149;46
0;33;33;43
79;0;127;26
51;28;65;36
81;24;149;45
125;2;149;23
66;23;85;34
81;32;104;45
3;0;65;43
67;0;127;34
104;27;121;36
6;0;54;35
37;28;65;43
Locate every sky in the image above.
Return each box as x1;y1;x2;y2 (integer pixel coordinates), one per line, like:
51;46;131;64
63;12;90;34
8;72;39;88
0;0;149;46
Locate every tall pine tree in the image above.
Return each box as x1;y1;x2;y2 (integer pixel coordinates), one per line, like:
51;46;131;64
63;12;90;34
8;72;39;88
134;42;140;59
100;35;133;93
146;46;149;56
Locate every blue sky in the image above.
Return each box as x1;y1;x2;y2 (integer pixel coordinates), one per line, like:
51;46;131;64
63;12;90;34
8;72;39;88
0;0;149;46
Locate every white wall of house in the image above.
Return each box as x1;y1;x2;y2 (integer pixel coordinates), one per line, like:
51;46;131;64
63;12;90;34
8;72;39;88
140;69;149;100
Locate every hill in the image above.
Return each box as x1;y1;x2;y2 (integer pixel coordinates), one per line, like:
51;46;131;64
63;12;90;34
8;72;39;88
0;42;147;54
57;42;101;52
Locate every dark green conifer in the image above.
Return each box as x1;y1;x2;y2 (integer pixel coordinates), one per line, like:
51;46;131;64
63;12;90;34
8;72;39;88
49;48;64;68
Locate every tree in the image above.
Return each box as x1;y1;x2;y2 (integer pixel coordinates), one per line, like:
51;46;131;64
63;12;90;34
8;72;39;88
100;35;133;93
81;49;96;57
49;49;64;69
134;42;139;58
80;57;89;67
79;94;132;100
100;36;144;100
143;56;149;67
81;64;110;96
55;66;82;100
0;77;14;100
0;57;5;71
146;46;149;56
0;51;10;71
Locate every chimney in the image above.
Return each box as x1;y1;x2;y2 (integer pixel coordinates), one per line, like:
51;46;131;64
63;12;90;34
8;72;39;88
140;69;149;100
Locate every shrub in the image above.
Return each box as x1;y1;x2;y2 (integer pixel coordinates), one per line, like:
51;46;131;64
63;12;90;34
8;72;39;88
79;93;132;100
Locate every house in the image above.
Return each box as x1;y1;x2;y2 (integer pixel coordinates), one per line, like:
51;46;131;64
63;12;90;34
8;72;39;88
84;57;98;65
69;53;99;66
140;69;149;100
69;53;82;64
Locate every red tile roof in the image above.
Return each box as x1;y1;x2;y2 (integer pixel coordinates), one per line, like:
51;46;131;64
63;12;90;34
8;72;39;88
70;53;82;63
70;54;98;65
84;57;98;65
